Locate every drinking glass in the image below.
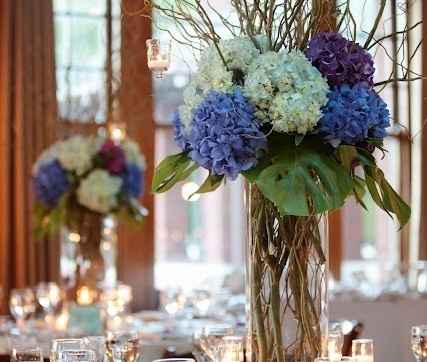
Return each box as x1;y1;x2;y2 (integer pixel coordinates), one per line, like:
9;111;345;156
37;282;62;326
352;339;374;362
328;325;344;361
51;339;84;362
11;347;43;362
412;325;427;362
200;325;235;361
58;350;96;362
106;332;140;362
152;359;195;362
217;336;244;362
111;342;140;362
9;288;36;330
82;336;106;362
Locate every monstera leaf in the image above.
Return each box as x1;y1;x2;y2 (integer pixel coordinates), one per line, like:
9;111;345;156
152;152;199;193
255;141;353;216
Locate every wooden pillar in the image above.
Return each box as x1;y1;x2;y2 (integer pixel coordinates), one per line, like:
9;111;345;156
119;0;156;310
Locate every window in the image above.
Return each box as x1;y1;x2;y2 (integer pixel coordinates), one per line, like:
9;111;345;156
53;0;121;124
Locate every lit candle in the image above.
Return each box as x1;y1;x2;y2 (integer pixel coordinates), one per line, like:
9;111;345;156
54;310;69;331
108;122;127;144
219;336;244;362
77;286;96;305
352;339;374;362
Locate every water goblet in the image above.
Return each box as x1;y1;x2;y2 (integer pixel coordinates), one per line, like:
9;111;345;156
106;332;140;362
9;288;36;331
412;325;427;362
201;325;234;361
11;347;43;362
82;336;106;362
37;282;62;327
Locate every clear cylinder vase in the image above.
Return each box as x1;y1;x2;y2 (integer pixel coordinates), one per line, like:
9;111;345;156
60;212;118;303
246;185;329;362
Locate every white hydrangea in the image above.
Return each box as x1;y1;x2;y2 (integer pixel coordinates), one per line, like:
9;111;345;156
122;139;146;169
178;37;260;132
57;135;97;175
244;50;329;134
77;169;122;213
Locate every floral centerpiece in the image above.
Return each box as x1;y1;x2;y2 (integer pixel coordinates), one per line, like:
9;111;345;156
148;1;417;361
33;134;147;300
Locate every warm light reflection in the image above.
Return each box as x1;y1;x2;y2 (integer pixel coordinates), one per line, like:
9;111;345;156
76;286;97;305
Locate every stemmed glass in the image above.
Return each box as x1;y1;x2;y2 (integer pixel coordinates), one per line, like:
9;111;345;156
328;325;344;362
200;325;235;361
106;332;140;362
36;282;62;328
9;288;36;331
82;336;106;362
352;339;374;362
412;325;427;362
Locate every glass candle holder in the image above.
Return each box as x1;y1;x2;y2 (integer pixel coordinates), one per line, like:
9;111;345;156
218;336;244;362
328;327;344;361
352;339;374;362
146;39;171;78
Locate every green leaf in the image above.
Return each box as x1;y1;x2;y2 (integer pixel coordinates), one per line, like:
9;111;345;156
152;152;199;193
352;175;367;210
255;141;353;216
193;173;224;195
337;145;358;171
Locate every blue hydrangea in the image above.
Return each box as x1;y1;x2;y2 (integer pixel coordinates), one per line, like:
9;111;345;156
172;111;191;152
122;163;144;198
319;84;390;145
185;89;267;180
33;160;70;206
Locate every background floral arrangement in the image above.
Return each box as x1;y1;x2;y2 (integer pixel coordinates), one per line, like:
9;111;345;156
33;134;147;237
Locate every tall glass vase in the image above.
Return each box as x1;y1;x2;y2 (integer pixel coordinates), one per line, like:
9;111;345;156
60;212;118;303
246;185;329;362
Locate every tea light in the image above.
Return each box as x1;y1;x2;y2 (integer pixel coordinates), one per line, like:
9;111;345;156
76;286;97;305
219;336;244;362
109;122;127;144
352;339;374;362
54;310;69;332
146;38;171;78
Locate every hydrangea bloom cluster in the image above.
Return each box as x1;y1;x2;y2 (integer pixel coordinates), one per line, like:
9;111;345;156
178;37;260;130
176;89;267;180
33;135;146;214
34;160;70;206
319;84;390;145
305;32;375;87
244;51;329;133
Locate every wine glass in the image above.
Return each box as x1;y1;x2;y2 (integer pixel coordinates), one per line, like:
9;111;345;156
412;325;427;362
106;332;140;362
201;325;235;361
11;347;43;362
9;288;36;331
82;336;106;362
328;325;344;361
37;282;62;326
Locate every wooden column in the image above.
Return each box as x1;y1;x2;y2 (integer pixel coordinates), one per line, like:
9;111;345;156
119;0;156;310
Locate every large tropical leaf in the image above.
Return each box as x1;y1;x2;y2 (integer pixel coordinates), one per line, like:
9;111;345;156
152;152;199;193
255;141;353;216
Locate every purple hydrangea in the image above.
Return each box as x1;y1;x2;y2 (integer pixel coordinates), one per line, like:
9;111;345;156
34;160;70;206
305;32;375;87
98;139;126;175
319;84;390;145
121;163;144;198
185;89;267;180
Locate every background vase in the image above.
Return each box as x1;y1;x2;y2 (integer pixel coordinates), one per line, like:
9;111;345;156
60;212;118;303
246;185;329;362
